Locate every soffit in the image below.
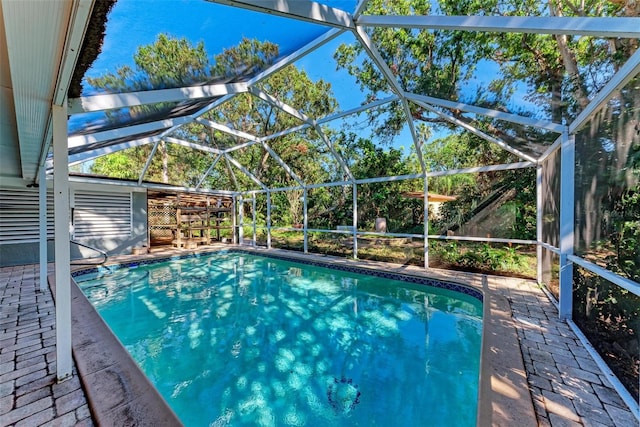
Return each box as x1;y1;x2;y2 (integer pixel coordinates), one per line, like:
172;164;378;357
0;2;21;180
1;0;91;182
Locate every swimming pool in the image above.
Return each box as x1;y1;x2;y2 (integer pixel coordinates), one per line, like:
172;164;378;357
74;251;483;426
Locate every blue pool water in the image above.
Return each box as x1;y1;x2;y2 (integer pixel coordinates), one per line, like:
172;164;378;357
75;252;483;426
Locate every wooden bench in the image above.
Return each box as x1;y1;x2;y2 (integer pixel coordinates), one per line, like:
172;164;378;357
171;238;200;249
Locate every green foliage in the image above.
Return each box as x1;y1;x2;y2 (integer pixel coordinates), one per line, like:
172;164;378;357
611;188;640;282
336;0;637;142
572;268;639;400
91;148;148;179
211;38;279;78
307;185;353;229
424;133;494;171
135;34;209;87
88;33;210;91
206;65;338;189
509;169;537;238
90;141;215;186
269;192;294;227
432;168;536;240
336;132;422;230
87;34;223;184
87;34;337;190
574;270;640;339
431;241;529;273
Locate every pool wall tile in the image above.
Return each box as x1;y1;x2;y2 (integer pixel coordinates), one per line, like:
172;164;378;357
72;249;483;302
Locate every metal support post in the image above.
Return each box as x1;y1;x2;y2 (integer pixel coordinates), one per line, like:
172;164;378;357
232;196;237;245
353;183;358;259
536;164;543;284
266;191;272;249
238;196;243;246
53;104;72;381
424;175;429;269
303;188;308;254
39;165;48;291
559;131;575;319
252;197;257;247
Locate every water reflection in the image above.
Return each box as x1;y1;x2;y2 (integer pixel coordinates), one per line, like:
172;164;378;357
77;253;482;427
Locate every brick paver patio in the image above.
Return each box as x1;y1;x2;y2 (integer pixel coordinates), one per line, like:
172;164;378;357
0;257;637;426
497;276;638;427
0;264;92;427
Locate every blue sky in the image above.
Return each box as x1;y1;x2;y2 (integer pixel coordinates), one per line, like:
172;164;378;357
87;0;352;81
84;0;538;155
81;0;419;152
86;0;380;110
88;1;323;79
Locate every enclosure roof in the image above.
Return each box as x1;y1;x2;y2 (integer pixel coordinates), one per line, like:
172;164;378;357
2;1;639;192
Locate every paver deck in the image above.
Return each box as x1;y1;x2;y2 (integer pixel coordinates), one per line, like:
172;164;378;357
492;276;637;427
0;264;92;427
0;247;637;426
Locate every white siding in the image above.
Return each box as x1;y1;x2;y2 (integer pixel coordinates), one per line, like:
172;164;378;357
0;188;54;244
73;191;131;238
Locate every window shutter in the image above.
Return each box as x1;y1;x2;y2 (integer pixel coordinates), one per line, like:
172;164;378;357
73;191;131;238
0;188;54;244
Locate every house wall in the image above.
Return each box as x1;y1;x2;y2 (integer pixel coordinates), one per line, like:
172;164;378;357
0;180;147;267
70;184;148;260
0;241;57;267
0;178;53;267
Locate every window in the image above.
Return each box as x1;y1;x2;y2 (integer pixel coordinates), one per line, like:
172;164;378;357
73;191;131;238
0;188;54;244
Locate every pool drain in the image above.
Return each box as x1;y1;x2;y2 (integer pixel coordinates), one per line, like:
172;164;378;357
327;376;361;414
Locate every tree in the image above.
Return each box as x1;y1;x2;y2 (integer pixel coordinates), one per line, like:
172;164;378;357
202;59;338;189
87;35;339;191
336;132;420;231
88;34;216;184
335;0;638;241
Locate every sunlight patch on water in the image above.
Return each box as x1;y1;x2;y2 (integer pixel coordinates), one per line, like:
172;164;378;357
287;372;303;390
77;252;482;426
297;331;314;343
284;406;306;426
171;380;191;399
236;376;247;390
273;329;286;342
137;295;166;319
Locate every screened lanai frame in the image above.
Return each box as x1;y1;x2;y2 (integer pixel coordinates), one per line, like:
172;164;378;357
41;0;640;411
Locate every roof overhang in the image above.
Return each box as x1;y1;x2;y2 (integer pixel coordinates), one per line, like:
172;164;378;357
0;0;94;183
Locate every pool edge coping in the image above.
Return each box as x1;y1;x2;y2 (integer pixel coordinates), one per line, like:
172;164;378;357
49;273;183;426
66;245;537;427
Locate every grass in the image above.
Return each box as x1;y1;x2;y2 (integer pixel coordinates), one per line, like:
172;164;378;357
262;231;537;279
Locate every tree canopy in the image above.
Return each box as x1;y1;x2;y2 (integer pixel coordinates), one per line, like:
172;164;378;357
79;1;640;402
84;2;638;242
88;34;338;189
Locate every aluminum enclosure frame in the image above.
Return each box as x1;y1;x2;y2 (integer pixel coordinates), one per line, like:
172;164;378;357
61;0;640;307
46;0;640;415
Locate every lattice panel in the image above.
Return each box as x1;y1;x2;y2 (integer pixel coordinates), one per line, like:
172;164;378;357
149;205;176;240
